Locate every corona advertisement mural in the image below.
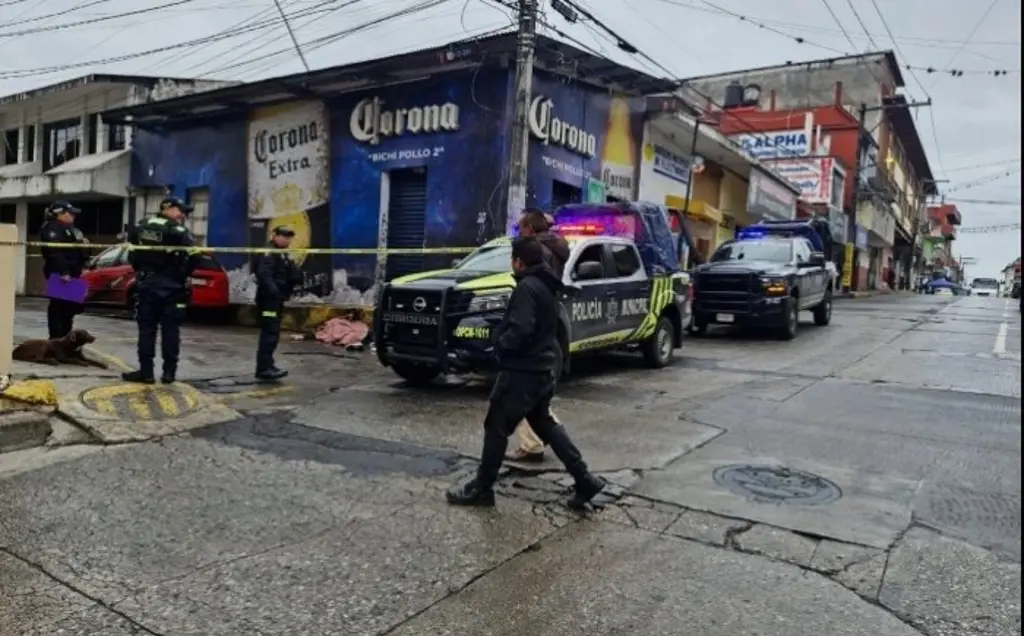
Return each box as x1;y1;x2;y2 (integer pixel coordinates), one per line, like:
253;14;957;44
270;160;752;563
245;100;333;303
526;71;644;211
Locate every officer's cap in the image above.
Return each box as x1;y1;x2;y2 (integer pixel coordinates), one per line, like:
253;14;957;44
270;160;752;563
160;196;194;214
47;201;80;215
272;225;296;238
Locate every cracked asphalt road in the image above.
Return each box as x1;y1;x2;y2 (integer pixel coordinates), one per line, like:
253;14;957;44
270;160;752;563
1;293;1020;635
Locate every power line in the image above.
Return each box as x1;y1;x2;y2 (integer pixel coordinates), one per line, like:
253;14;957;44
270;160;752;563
945;197;1021;205
903;63;1018;77
932;0;1001;91
0;0;197;38
944;158;1021;173
818;0;859;53
843;0;880;49
946;166;1022;193
272;0;311;71
0;0;116;29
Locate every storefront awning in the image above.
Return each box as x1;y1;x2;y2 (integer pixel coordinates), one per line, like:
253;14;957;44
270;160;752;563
665;196;723;225
0;150;130;201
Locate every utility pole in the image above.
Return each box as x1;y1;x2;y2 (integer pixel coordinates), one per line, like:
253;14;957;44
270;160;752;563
505;0;538;234
848;98;932;292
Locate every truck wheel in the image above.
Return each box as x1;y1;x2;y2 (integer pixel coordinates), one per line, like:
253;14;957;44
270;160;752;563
777;298;799;341
391;363;440;386
642;316;676;368
813;290;833;326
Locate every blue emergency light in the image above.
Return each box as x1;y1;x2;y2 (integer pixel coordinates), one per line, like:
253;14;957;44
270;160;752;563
737;228;768;240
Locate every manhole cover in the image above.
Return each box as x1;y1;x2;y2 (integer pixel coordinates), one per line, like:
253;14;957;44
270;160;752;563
712;464;842;505
80;383;200;420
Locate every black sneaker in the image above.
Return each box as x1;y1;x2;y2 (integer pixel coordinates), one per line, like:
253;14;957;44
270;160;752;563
566;474;606;509
161;371;176;384
255;368;288;381
121;370;155;385
445;480;496;507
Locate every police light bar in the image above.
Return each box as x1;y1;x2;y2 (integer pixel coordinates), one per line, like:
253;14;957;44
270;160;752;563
555;222;607;236
737;228;768;240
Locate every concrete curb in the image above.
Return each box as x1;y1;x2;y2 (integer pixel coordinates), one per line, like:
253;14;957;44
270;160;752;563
234;304;372;332
0;410;53;452
0;380;60;452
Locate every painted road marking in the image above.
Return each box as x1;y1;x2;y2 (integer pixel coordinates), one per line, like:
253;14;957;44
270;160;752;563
994;322;1008;355
80;383;199;420
83;346;132;372
215;385;297;401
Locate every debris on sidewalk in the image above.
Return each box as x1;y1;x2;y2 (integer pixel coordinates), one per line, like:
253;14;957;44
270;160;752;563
313;316;369;351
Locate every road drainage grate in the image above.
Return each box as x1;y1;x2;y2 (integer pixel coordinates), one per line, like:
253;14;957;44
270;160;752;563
712;464;842;505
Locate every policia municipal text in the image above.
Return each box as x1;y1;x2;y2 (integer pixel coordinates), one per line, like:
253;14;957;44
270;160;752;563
39;201;90;338
121;197;201;385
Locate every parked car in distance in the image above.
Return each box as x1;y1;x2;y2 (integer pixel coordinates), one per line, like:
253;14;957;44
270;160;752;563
970;277;1000;297
81;245;231;313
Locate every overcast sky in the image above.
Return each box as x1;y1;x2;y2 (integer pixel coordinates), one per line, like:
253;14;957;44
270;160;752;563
2;0;1019;277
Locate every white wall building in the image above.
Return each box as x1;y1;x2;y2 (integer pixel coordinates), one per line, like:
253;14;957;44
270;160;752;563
0;74;233;295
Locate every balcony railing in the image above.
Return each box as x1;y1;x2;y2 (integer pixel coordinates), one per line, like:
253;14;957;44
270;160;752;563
857;162;898;204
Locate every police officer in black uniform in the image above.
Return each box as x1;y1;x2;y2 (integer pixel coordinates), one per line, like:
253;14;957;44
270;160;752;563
121;197;200;385
254;225;303;380
39;201;90;338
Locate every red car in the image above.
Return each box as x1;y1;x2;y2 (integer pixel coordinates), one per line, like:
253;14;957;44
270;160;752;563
81;245;231;311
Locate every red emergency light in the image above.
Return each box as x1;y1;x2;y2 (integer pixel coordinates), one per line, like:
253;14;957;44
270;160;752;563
556;222;607;236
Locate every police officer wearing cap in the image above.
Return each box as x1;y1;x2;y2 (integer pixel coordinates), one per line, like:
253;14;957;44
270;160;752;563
121;197;201;384
254;225;303;380
40;201;90;338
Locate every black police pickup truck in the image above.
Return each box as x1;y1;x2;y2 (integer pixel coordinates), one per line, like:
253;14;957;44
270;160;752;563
691;223;833;340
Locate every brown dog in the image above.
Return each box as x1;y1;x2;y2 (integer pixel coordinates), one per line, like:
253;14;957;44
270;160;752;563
12;330;108;368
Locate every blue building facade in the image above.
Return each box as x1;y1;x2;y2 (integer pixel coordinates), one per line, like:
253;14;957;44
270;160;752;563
129;66;646;304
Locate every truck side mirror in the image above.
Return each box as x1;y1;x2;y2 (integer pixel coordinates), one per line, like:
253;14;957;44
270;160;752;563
807;251;826;267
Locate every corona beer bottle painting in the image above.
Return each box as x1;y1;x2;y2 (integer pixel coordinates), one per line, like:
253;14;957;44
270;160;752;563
600;96;637;200
268;183;312;266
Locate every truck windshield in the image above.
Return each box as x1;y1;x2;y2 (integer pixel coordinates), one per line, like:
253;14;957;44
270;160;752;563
711;240;791;263
972;278;998;288
456;244;512;273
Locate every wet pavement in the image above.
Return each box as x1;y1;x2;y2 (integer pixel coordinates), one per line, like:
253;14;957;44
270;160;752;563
1;293;1020;635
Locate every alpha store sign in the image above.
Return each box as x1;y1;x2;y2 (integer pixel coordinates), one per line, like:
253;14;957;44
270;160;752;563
747;168;797;222
349;96;460;145
732;129;811;160
528;95;597;158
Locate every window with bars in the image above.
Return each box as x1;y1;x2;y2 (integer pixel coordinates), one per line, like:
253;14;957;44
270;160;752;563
43;118;82;171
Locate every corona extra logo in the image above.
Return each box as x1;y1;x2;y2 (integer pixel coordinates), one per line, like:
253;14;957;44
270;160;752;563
349;96;460;145
528;95;597;158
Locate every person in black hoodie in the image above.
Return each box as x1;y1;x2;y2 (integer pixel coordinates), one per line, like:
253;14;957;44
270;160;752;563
447;236;605;508
505;208;571;463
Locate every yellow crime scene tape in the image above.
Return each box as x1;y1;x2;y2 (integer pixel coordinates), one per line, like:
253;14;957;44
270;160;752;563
0;240;479;256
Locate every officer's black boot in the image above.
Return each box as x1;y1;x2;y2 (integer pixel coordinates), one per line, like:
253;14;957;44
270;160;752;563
161;365;176;384
544;424;606;509
255;368;288;381
122;370;155;384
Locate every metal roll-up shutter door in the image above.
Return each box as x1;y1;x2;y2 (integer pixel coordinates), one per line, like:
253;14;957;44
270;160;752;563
385;169;428;282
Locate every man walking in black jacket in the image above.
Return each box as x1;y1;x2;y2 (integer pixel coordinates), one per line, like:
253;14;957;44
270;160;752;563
254;226;303;380
506;208;571;463
447;236;604;508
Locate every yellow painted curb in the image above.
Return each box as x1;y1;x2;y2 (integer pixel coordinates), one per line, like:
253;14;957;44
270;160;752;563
0;379;59;407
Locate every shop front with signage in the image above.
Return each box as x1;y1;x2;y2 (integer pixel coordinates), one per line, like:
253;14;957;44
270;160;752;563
746;167;798;223
636;121;724;265
764;156;848;275
131;68;511;304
